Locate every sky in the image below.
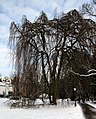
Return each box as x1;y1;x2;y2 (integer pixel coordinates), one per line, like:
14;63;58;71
0;0;91;77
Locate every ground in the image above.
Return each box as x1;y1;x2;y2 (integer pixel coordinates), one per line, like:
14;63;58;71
0;98;85;119
80;102;96;119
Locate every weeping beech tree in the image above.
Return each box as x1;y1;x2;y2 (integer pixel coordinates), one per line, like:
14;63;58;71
9;10;95;104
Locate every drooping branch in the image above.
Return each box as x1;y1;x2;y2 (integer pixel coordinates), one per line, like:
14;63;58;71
70;69;96;77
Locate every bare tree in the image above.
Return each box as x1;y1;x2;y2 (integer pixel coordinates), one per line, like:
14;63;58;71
9;9;95;104
80;0;96;18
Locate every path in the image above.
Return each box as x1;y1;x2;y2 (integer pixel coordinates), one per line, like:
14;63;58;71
80;103;96;119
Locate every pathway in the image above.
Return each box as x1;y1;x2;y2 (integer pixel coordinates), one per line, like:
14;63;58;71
80;103;96;119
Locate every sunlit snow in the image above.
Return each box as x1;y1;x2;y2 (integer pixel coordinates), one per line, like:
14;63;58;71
0;98;85;119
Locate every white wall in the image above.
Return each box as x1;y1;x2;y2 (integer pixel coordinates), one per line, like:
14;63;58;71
0;82;13;95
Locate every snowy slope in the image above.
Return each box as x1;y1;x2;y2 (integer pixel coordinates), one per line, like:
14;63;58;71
86;102;96;108
0;98;85;119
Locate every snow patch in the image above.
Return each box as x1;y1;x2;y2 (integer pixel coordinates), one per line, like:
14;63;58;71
0;98;85;119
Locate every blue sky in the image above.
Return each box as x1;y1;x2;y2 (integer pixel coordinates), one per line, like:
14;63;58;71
0;0;91;77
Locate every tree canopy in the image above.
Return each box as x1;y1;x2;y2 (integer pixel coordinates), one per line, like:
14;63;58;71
9;9;96;104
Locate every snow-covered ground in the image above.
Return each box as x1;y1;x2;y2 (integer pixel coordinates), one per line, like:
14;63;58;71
0;98;85;119
86;101;96;108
